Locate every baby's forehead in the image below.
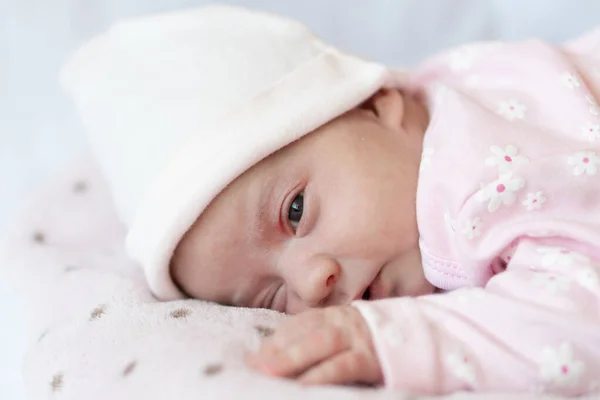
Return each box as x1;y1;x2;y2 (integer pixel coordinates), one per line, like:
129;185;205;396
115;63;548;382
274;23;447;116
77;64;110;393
225;107;364;195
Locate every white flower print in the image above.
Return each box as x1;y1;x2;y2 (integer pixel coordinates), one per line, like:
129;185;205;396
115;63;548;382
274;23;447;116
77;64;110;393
446;352;476;386
522;191;547;211
361;309;405;348
485;145;530;172
575;267;600;292
532;273;571;294
536;247;590;268
539;342;585;388
444;211;456;236
560;72;581;89
461;217;482;240
567;151;600;176
476;173;525;212
449;46;477;72
586;95;599;116
497;100;527;121
581;122;600;141
420;147;435;171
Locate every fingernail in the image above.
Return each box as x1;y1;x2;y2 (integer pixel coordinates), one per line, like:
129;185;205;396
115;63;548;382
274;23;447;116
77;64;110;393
245;355;271;373
256;359;279;375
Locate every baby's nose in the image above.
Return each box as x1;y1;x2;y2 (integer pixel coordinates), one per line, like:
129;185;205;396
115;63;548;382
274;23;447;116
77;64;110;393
298;256;341;308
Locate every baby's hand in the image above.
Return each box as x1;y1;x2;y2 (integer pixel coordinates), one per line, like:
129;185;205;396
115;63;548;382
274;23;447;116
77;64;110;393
246;306;383;386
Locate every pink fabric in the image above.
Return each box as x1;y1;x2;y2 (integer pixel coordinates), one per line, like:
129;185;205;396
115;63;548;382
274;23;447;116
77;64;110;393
353;27;600;396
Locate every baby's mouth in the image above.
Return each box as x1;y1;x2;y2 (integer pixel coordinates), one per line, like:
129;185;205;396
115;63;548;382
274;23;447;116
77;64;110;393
361;286;372;300
360;269;388;301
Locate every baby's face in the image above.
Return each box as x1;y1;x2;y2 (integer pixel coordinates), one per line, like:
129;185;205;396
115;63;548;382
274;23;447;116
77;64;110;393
172;89;434;314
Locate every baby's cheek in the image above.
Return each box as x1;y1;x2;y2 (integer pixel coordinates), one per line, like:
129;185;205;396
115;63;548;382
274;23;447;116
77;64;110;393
403;267;434;297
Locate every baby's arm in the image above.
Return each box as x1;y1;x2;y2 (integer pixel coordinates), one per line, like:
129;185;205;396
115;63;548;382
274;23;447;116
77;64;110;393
349;26;600;396
353;237;600;396
562;25;600;55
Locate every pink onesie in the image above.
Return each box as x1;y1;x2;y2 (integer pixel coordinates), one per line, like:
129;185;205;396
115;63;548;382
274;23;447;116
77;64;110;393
353;27;600;396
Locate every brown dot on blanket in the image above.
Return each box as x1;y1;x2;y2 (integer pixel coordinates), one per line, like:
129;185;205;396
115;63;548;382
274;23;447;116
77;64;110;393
169;308;193;319
203;363;223;377
38;330;49;343
254;325;275;338
32;231;46;244
89;305;107;321
122;361;137;377
50;373;64;392
73;180;88;193
64;265;81;273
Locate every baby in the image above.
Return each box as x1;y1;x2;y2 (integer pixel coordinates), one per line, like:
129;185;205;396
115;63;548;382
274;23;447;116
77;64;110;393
62;4;600;397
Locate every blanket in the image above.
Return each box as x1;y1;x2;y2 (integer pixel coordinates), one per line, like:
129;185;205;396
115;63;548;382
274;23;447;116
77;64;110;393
0;157;586;399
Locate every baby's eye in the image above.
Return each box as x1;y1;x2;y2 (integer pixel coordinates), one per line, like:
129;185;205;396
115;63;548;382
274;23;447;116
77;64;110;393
288;191;304;231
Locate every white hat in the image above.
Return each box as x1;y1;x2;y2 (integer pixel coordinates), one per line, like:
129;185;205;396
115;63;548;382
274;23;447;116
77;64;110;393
61;5;404;300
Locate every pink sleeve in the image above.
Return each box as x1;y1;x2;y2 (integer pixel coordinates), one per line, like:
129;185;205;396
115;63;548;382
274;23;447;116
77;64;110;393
352;238;600;396
562;25;600;54
562;26;600;100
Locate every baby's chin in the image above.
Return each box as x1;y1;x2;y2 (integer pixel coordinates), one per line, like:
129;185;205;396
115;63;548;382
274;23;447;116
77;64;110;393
392;279;436;298
414;280;437;296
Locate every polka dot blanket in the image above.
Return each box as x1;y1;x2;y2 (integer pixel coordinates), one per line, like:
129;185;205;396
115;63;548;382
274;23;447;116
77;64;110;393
1;158;589;400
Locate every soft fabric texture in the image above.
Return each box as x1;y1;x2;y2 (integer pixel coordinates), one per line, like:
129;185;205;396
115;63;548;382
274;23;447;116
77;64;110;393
3;156;595;400
60;4;405;301
352;27;600;395
14;2;600;397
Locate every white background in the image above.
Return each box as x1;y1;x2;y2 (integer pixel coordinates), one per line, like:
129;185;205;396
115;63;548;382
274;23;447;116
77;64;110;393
2;1;599;398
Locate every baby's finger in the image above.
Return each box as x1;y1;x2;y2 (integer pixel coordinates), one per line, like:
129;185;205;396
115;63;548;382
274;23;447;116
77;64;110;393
247;314;321;370
298;350;377;386
251;326;349;377
258;310;327;352
271;310;326;341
